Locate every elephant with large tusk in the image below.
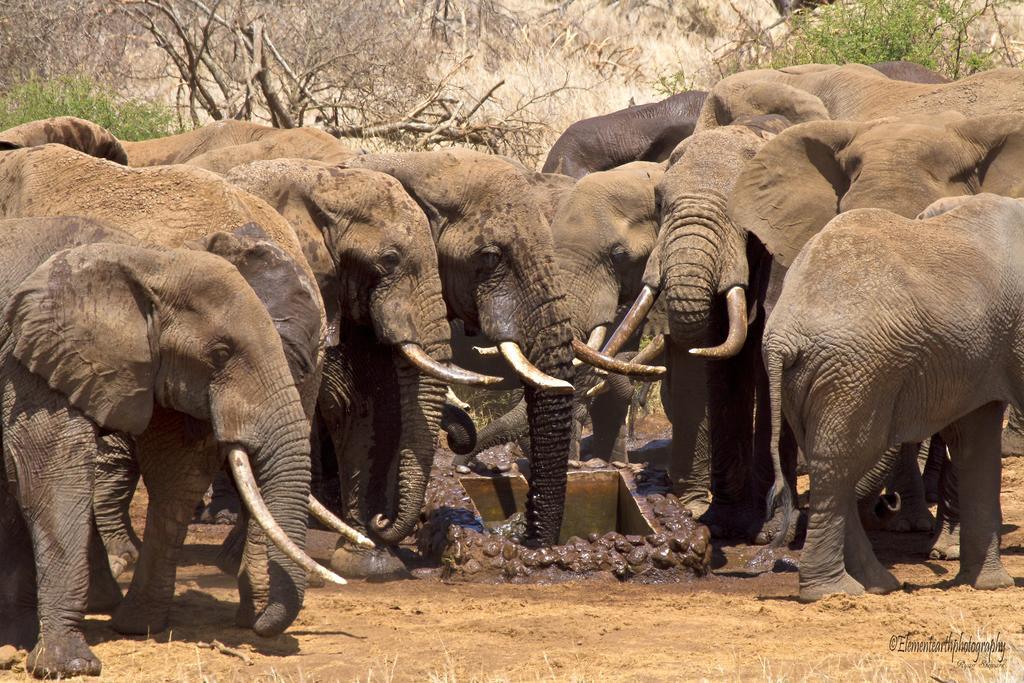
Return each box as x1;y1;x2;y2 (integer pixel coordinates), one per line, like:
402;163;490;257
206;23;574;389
347;148;587;546
0;217;332;678
0;119;335;636
221;158;498;576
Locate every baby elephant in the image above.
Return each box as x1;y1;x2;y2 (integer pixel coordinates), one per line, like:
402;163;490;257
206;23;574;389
764;193;1023;602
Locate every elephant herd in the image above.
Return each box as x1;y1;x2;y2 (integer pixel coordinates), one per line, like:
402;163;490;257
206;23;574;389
2;58;1024;677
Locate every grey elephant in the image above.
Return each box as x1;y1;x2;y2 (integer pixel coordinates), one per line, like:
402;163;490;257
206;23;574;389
222;158;497;577
0;216;338;678
347;149;650;546
763;193;1023;601
461;162;669;464
0;121;345;636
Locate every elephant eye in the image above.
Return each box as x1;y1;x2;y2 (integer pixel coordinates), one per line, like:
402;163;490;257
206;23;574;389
610;245;630;266
379;248;402;274
209;342;233;369
477;245;501;270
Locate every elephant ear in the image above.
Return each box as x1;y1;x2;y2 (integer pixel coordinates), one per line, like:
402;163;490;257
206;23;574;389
192;229;321;378
5;246;159;434
695;80;830;132
729;120;862;268
950;114;1024;197
0;116;128;165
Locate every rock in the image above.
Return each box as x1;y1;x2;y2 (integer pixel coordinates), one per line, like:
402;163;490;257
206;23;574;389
501;542;519;561
482;539;502;558
455;465;470;474
626;546;648;567
651;545;677;569
584;458;607;469
0;646;23;670
463;559;483;575
646;532;667;547
625;534;645;546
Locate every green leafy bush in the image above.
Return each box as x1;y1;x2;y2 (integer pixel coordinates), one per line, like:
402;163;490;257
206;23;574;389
0;76;179;140
773;0;996;78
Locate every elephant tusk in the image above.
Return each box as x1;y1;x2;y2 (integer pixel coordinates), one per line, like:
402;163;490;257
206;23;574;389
227;447;347;586
571;339;666;378
308;495;375;549
498;341;575;394
689;287;748;359
586;380;608;398
399;343;502;387
601;285;659;357
633;334;666;365
473;345;500;357
573;325;608;366
445;386;471;410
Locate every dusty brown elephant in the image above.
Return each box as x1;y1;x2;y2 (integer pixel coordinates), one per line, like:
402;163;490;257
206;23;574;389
693;63;1024;134
345;149;648;545
460;162;669;464
0;126;341;637
123;119;354;171
0;216;338;677
222;158;497;576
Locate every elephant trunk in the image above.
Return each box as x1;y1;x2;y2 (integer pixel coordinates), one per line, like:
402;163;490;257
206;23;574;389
234;384;314;637
369;285;449;545
518;288;575;547
661;199;729;348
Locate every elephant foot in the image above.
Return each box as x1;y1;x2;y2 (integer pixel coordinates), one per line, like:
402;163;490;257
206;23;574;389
799;571;865;603
699;499;763;541
330;542;411;581
111;598;168;636
27;631;101;678
929;520;960;560
957;564;1013;591
848;560;902;595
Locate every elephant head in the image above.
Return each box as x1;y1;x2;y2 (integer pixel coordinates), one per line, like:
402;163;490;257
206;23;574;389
348;149;583;545
549;162;664;347
225;159;496;545
6;243;336;635
604;117;789;357
0;116;127;164
730;112;1024;268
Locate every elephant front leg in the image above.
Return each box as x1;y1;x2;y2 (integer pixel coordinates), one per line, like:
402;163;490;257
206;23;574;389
943;402;1011;591
113;439;222;635
6;420;102;677
0;486;38;651
665;343;712;516
92;432;141;579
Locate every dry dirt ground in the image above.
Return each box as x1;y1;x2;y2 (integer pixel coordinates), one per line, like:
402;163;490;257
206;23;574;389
9;428;1024;682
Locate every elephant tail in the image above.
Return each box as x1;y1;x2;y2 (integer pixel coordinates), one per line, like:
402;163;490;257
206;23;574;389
765;341;794;548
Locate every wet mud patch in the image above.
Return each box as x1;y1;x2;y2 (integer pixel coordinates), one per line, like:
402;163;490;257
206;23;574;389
416;447;712;582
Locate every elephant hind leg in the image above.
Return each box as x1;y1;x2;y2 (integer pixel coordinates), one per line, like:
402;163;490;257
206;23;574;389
798;442;868;602
844;499;901;595
942;401;1012;591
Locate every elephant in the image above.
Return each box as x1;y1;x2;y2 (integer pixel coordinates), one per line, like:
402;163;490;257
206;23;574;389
692;63;1024;134
539;61;948;181
346;149;647;546
763;193;1024;601
221;158;496;576
542;91;706;179
461;162;669;464
599;116;793;542
0;126;344;636
0;216;336;677
122;119;354;170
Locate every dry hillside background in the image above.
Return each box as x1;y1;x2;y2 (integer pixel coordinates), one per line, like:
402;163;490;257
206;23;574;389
4;0;1024;165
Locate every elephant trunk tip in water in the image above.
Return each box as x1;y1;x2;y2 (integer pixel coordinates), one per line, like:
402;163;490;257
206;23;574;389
227;447;348;585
